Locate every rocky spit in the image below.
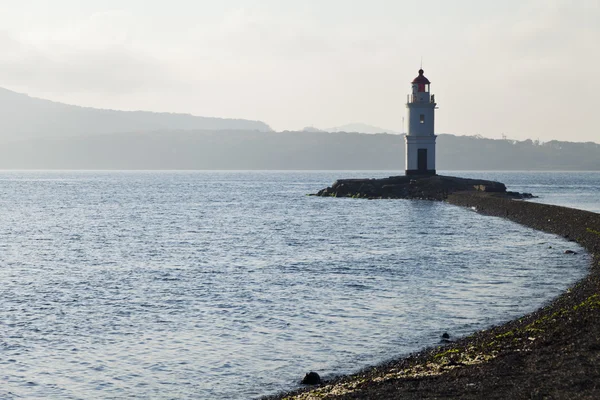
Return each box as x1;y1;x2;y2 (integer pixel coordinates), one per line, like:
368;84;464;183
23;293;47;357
312;174;534;200
265;176;600;400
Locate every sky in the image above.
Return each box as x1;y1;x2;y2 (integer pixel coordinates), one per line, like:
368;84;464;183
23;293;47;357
0;0;598;142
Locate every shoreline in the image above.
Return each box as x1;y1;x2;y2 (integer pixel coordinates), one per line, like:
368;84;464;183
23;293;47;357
266;191;600;399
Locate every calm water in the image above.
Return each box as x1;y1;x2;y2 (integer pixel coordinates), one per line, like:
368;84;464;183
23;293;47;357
0;171;596;399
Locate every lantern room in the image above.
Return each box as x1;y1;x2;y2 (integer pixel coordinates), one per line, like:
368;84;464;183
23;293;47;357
410;69;432;103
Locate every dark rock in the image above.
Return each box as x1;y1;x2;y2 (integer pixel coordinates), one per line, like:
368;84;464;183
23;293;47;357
301;371;321;385
312;175;517;200
441;332;452;343
506;191;538;199
564;250;578;254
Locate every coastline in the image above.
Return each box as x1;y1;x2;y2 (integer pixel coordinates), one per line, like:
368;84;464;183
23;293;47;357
266;191;600;399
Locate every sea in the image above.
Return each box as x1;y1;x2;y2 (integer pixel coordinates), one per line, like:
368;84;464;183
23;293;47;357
0;170;598;400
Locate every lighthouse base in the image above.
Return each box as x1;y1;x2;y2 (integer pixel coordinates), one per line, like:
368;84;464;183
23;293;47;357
405;169;436;176
405;135;437;176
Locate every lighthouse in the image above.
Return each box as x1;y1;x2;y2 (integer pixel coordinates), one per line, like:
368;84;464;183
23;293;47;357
405;68;437;175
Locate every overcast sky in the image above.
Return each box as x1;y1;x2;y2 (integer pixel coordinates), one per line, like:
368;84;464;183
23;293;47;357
0;0;598;142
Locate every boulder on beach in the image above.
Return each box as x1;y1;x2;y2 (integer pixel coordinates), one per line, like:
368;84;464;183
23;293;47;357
301;371;321;385
441;332;452;343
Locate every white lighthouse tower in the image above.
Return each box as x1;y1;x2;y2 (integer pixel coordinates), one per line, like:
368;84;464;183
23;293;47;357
405;68;437;175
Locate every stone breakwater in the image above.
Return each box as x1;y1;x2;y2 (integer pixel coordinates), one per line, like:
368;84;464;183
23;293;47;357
312;175;534;200
267;183;600;400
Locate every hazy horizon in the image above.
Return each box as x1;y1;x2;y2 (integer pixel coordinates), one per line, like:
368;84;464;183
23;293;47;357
1;0;598;142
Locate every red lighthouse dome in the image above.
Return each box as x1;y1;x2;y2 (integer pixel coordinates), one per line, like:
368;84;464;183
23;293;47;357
412;69;430;92
412;68;430;93
412;69;430;84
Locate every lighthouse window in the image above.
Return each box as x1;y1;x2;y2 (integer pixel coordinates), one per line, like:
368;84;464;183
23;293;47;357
420;114;425;124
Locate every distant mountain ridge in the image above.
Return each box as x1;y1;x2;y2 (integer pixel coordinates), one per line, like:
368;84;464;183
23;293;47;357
0;88;597;170
0;87;272;140
324;123;400;134
0;130;597;170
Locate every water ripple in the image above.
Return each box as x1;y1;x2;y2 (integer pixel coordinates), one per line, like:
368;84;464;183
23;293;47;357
0;170;593;399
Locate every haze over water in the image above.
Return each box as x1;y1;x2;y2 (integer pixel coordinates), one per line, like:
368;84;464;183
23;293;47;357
0;171;595;399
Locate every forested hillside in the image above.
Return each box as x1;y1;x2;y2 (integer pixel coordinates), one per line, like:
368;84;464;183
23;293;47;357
0;130;597;170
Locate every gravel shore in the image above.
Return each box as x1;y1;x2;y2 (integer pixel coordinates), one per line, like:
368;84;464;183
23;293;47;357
267;192;600;400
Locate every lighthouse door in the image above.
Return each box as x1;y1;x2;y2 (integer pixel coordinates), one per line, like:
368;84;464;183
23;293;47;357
417;149;428;172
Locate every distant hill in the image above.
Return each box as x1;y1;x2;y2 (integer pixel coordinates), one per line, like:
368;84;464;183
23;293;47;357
301;126;327;133
0;87;272;140
0;130;597;170
324;123;400;134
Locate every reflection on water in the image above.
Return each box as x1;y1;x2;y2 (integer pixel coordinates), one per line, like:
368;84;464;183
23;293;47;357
0;171;593;399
